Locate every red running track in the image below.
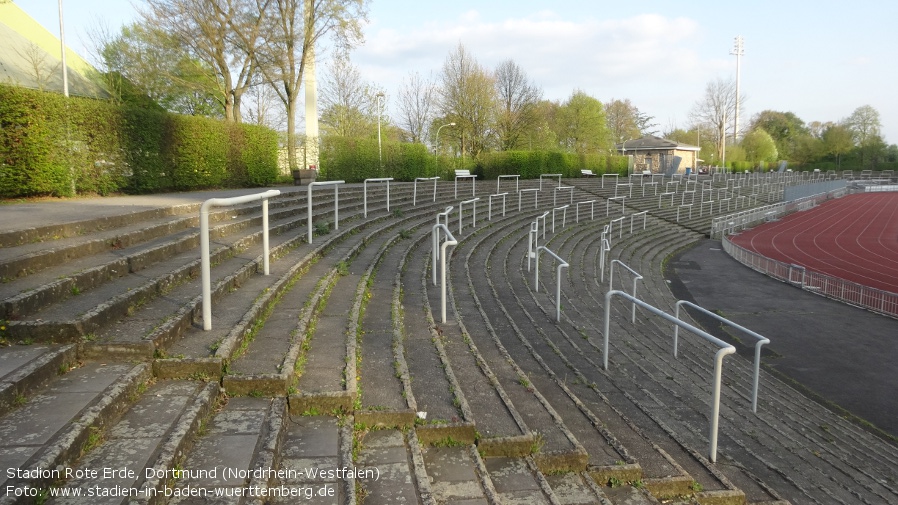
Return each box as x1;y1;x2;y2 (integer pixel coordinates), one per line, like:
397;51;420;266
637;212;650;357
730;192;898;294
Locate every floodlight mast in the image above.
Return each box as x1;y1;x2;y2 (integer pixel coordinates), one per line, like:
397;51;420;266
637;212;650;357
731;36;744;142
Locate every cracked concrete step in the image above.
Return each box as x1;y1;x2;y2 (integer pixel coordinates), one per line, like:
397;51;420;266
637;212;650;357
420;445;494;504
167;396;285;503
483;456;556;504
41;379;219;505
269;414;354;505
0;343;78;417
0;361;150;500
355;428;432;505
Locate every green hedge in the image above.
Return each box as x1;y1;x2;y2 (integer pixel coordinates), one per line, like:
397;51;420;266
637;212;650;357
320;137;436;182
476;150;628;179
0;85;279;198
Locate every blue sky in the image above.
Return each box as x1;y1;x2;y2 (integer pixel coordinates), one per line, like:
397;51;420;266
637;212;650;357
17;0;898;142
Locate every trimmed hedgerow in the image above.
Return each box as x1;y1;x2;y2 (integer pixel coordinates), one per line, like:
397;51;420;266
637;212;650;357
0;84;279;198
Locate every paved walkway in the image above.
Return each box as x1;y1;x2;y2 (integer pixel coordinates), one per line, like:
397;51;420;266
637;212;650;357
668;238;898;439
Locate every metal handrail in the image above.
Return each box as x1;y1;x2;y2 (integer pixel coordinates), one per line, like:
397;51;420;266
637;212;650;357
535;246;569;321
519;188;540;211
414;176;439;206
363;177;393;217
575;200;596;223
307;180;345;244
537;211;549;239
606;196;626;216
598;237;611;283
488;192;508;220
629;211;648;233
539;173;562;190
431;223;458;323
434;207;453;263
674;300;770;413
609;216;626;238
455;172;477;198
200;189;280;331
527;221;539;271
497;174;520;194
554;186;574;206
459;197;480;233
551;205;569;233
609;259;642;323
603;290;735;463
601;173;618;188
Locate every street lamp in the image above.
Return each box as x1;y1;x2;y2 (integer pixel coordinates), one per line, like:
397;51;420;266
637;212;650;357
435;122;456;175
375;92;385;169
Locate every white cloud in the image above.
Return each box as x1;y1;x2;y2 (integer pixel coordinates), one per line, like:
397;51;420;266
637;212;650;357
353;11;706;105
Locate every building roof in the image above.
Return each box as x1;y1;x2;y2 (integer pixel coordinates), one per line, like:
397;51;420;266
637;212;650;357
616;135;700;152
0;2;108;98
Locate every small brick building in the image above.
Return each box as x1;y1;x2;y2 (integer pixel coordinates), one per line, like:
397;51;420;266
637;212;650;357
615;135;701;174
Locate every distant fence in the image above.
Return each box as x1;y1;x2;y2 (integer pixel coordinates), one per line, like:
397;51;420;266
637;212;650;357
722;236;898;318
783;179;847;202
710;186;848;239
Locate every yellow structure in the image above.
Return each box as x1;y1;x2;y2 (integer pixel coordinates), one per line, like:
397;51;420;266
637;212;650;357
0;2;107;97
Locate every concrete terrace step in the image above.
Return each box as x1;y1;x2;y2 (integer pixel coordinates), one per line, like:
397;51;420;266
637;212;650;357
0;361;151;501
0;343;78;417
41;379;219;505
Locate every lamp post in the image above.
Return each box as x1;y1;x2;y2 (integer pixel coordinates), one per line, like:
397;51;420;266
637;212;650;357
435;122;456;175
375;92;385;169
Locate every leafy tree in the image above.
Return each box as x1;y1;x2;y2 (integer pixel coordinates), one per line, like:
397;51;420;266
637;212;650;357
844;105;883;166
99;23;220;115
741;128;778;164
555;91;609;155
437;44;497;158
140;0;268;122
821;124;854;168
749;110;807;160
790;134;822;165
494;59;542;150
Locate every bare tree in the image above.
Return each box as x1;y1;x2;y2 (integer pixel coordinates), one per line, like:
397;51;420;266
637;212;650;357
494;59;541;150
438;44;497;158
396;71;436;143
606;99;640;144
318;54;381;137
140;0;268;122
690;77;743;163
254;0;368;170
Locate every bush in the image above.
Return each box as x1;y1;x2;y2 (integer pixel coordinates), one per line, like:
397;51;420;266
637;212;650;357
0;84;279;198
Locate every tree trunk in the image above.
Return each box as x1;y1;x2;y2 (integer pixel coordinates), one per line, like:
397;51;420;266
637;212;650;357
287;97;299;171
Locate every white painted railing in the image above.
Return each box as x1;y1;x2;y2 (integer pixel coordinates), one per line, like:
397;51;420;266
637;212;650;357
363;177;392;217
554;186;574;206
414;176;439;206
575;200;595;223
200;189;280;331
608;260;642;323
518;188;540;211
551;205;568;233
459;197;480;233
722;235;898;318
539;173;562;190
534;246;569;321
497;174;520;193
488;192;508;220
431;223;458;323
307;180;345;244
602;290;736;463
674;300;769;413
